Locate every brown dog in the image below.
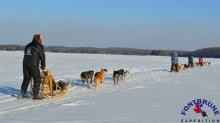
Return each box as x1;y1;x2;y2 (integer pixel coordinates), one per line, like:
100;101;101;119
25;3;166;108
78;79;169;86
94;69;107;83
94;69;107;88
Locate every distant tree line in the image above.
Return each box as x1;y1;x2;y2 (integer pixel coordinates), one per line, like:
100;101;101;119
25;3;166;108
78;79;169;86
0;45;219;58
192;47;220;58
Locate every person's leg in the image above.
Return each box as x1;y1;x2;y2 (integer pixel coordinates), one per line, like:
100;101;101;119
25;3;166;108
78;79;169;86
30;67;42;99
171;64;174;72
21;67;31;96
188;62;192;68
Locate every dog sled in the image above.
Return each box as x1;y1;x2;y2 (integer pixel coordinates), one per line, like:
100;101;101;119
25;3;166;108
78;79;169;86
171;63;188;72
170;61;211;72
30;68;71;100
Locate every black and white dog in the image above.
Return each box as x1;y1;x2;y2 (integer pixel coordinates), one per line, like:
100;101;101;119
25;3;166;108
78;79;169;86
80;70;94;86
113;69;126;85
117;69;125;80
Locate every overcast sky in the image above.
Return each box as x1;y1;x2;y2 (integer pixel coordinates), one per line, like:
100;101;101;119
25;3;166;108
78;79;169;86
0;0;220;51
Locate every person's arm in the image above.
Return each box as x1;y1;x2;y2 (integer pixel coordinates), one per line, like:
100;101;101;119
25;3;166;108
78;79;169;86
37;44;46;69
40;51;46;69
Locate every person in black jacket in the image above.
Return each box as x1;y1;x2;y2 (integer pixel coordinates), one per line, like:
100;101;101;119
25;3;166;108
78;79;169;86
21;34;46;100
188;54;194;68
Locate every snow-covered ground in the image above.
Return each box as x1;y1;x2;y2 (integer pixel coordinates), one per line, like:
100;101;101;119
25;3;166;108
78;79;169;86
0;51;219;123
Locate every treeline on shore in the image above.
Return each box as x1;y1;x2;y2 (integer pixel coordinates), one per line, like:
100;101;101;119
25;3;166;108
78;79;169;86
0;45;219;58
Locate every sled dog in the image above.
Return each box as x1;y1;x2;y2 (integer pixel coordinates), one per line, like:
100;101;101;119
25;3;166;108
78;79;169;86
80;70;94;86
94;69;107;88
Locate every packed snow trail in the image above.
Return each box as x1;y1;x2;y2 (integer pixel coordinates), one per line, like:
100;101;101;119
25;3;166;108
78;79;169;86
0;51;219;123
0;65;169;117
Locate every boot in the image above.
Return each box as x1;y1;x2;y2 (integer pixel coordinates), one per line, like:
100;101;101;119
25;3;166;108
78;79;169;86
33;95;44;100
20;90;29;98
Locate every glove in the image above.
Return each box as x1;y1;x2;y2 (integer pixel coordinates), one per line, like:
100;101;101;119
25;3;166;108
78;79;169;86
41;66;46;70
41;66;49;73
41;66;49;70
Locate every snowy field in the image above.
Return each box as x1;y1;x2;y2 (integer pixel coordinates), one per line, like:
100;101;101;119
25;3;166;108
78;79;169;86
0;51;220;123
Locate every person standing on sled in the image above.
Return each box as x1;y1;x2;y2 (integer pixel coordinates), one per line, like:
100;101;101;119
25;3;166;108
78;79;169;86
171;52;179;72
21;34;46;100
188;54;194;68
198;56;204;66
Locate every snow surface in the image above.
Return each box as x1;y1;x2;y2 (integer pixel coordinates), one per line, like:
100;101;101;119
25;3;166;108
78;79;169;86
0;51;219;123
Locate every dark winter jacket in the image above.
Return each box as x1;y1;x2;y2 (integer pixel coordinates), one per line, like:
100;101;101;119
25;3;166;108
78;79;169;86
171;52;178;64
188;55;193;62
23;41;46;68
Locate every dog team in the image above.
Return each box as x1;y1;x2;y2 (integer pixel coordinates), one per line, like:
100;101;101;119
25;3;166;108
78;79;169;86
80;69;129;88
170;52;211;72
20;34;212;100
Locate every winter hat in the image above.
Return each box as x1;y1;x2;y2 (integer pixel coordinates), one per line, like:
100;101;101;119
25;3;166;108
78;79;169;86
173;52;177;57
33;34;43;44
